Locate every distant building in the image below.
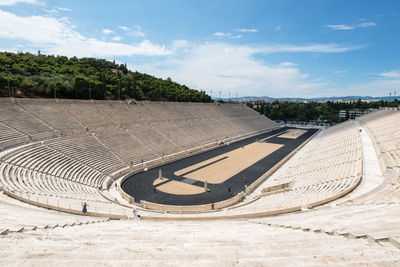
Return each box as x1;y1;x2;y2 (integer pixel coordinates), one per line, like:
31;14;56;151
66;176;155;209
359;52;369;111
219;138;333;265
339;109;364;119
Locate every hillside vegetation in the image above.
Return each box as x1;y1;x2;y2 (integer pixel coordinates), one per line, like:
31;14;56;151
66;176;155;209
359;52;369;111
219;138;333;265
0;51;211;102
250;99;399;124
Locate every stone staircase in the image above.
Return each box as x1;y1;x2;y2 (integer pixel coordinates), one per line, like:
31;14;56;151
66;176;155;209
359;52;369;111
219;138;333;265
0;191;107;235
0;219;399;265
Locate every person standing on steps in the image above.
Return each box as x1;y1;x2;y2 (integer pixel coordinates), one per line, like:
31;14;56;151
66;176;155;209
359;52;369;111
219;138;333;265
228;187;231;195
132;208;140;220
82;202;88;214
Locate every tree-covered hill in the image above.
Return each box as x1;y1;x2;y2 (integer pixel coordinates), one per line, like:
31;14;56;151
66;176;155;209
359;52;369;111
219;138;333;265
0;51;211;102
249;99;398;124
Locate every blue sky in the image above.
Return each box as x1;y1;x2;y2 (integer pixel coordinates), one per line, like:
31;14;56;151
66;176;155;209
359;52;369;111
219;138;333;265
0;0;399;98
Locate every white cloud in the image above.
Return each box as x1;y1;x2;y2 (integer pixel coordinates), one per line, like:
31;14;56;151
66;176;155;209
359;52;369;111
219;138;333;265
235;28;258;33
0;9;170;57
275;25;282;32
134;42;361;98
0;8;372;98
118;26;129;31
357;22;376;28
102;29;113;35
325;79;400;97
214;28;256;39
261;43;364;53
172;40;189;48
326;22;376;30
112;36;122;41
326;24;355;30
131;26;145;38
213;32;242;39
43;6;71;14
213;32;231;37
280;62;298;67
322;69;400;97
333;70;346;75
57;7;71;12
118;25;145;38
0;0;40;5
379;70;400;79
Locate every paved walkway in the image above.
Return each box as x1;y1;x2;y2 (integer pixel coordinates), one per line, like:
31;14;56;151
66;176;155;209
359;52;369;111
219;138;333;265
332;120;384;204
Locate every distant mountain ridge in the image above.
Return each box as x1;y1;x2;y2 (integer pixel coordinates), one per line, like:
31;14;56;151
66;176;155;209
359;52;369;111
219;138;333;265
219;95;398;102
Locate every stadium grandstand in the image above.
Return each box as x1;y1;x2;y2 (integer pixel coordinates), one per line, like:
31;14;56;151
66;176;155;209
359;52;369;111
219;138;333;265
1;97;400;265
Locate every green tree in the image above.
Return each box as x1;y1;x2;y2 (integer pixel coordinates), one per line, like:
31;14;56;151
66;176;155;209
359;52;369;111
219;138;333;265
0;51;211;102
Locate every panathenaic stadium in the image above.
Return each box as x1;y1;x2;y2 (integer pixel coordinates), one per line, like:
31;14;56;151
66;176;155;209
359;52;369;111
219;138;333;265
1;97;400;266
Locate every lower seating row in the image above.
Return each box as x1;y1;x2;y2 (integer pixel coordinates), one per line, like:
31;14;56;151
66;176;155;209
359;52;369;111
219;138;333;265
1;218;400;265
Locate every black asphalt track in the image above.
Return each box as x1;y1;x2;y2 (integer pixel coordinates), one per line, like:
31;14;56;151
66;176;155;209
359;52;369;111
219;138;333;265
121;127;318;205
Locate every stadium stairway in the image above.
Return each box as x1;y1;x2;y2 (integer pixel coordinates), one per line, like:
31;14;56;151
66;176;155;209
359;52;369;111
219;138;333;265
0;219;399;265
0;191;108;235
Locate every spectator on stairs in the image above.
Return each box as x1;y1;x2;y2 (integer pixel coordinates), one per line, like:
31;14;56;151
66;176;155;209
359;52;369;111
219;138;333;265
81;202;88;214
132;208;140;220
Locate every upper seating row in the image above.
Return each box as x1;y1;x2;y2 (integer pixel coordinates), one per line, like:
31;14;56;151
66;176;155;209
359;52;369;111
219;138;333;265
0;98;278;151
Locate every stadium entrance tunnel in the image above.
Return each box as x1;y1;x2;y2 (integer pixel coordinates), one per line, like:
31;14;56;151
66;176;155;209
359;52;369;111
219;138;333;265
121;127;318;207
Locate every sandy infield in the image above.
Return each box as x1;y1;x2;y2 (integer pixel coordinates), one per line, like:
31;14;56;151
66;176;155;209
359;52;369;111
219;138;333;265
153;177;204;195
278;129;306;139
175;142;283;184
